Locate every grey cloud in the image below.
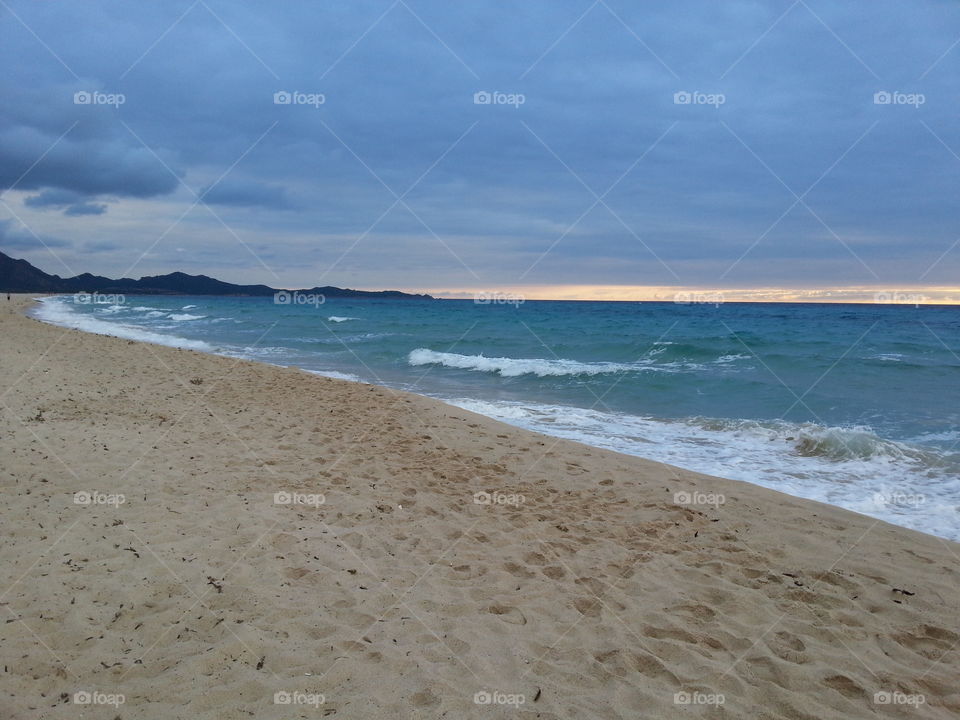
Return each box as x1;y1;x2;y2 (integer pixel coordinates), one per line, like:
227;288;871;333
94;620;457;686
199;179;294;209
24;188;109;216
0;219;71;251
64;203;108;216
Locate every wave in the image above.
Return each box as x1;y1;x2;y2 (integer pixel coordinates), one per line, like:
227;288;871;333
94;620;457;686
687;417;941;464
34;298;214;352
408;349;637;377
182;304;198;310
328;316;357;323
168;313;206;321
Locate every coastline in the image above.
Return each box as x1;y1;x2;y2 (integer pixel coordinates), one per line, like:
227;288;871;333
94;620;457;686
3;293;959;717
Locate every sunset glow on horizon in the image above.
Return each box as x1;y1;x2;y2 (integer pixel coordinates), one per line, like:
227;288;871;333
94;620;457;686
410;285;960;304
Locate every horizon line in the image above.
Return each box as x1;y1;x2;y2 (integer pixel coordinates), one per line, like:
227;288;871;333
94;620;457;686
404;285;960;305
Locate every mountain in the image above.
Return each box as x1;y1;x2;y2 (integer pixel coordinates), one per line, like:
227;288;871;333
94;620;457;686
0;250;433;299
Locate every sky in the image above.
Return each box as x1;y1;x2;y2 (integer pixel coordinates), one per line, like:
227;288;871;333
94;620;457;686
1;0;959;301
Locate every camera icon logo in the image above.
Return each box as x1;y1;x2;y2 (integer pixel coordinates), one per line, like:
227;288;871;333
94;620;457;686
73;91;91;105
274;491;292;505
474;690;493;705
473;491;492;505
74;491;92;505
673;91;692;105
73;691;92;704
274;91;292;105
274;691;292;704
674;691;691;704
673;491;692;505
274;290;291;305
873;91;892;105
473;91;492;105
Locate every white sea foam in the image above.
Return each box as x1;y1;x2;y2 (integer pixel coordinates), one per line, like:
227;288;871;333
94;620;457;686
909;430;960;445
409;349;637;377
34;297;214;351
168;313;205;321
715;353;749;363
182;304;198;309
444;397;960;540
408;348;747;377
328;316;357;323
305;369;363;383
868;353;906;362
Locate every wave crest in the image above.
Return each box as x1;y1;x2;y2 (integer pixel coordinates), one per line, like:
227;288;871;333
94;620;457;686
408;349;634;377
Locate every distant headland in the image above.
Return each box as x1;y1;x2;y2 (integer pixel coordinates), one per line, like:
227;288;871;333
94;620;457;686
0;250;433;299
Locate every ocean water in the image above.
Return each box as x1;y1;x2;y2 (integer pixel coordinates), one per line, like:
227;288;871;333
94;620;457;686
33;295;960;540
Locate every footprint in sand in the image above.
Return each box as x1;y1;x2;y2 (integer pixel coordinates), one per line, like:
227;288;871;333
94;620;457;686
487;604;527;625
823;674;866;700
766;631;808;664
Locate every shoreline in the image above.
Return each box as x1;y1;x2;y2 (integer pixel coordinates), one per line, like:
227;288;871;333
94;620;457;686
3;293;959;718
30;293;959;542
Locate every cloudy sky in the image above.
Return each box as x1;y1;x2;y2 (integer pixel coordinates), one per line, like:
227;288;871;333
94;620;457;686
1;1;959;299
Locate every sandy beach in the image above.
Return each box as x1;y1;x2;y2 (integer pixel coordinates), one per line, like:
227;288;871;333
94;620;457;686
1;294;958;719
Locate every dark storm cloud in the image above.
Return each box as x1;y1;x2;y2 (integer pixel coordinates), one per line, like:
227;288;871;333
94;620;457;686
1;0;958;288
23;189;86;208
199;178;294;209
63;202;107;216
24;188;107;216
0;79;182;201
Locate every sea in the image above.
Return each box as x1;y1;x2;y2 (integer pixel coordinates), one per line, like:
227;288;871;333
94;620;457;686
33;294;960;541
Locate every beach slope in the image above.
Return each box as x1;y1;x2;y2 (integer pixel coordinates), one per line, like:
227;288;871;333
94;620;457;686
1;295;957;719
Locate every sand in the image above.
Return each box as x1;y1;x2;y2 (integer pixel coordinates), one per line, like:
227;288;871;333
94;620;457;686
0;293;958;719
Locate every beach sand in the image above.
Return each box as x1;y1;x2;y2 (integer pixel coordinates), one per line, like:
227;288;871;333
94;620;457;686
1;294;958;719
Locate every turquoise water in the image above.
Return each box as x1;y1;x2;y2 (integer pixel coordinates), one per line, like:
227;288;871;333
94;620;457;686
35;295;960;540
